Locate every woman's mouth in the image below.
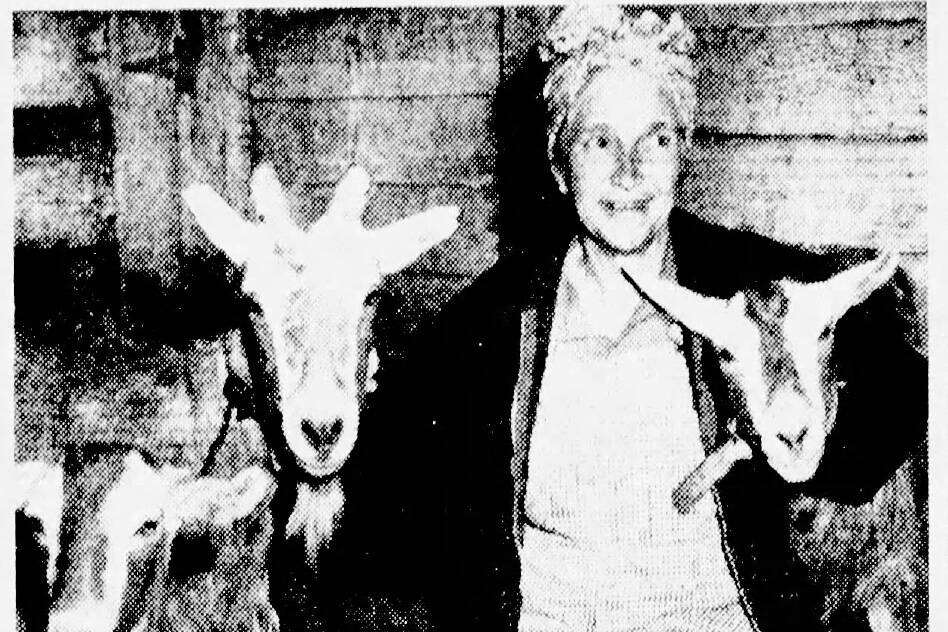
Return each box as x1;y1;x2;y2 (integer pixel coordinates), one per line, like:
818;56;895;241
601;197;653;214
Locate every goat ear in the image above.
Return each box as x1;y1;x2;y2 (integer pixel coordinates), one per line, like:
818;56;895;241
14;461;63;522
250;163;298;239
182;183;262;266
819;250;900;322
216;466;277;525
620;268;745;351
173;467;276;528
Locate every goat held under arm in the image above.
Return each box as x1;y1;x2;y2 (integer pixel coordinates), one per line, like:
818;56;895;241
622;250;925;502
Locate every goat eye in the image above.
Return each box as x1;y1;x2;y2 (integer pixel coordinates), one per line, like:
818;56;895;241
819;325;835;340
718;348;735;364
590;133;610;150
136;520;160;537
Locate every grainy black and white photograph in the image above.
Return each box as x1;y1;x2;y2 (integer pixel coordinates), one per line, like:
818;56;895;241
9;3;936;632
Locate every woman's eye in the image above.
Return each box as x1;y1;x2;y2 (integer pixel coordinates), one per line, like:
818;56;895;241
657;134;671;148
593;134;610;149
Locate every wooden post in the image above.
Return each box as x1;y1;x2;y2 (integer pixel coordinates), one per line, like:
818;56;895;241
108;14;182;293
221;12;254;215
181;11;253;248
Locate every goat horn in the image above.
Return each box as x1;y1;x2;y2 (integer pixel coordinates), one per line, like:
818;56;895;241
250;163;295;237
324;165;371;222
620;268;743;351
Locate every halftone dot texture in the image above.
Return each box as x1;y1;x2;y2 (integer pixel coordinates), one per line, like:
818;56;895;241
14;5;927;632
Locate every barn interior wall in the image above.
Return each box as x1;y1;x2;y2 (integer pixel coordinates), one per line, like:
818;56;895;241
13;4;928;465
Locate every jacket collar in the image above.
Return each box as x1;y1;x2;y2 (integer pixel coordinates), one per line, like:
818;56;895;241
513;207;705;308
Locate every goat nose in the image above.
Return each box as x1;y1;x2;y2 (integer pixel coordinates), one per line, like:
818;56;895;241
300;417;344;449
769;390;815;448
776;425;809;450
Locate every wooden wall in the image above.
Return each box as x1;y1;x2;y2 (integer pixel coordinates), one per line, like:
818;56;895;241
249;3;927;337
13;5;928;463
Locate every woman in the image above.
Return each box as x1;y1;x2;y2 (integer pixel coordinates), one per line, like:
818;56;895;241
186;6;927;631
318;7;925;632
514;8;754;631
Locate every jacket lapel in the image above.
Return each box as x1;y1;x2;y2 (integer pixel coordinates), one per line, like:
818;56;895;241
506;215;731;548
506;247;562;547
505;220;732;548
509;306;542;546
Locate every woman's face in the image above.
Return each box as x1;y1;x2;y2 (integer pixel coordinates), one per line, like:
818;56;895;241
560;65;682;255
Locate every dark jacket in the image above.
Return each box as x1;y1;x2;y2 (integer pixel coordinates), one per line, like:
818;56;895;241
322;208;928;632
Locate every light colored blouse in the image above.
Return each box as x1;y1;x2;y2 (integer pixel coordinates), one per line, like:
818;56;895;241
518;238;753;632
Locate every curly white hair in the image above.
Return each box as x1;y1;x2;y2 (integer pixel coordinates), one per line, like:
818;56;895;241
540;5;697;172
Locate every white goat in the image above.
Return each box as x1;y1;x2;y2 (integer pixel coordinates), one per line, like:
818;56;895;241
619;252;899;497
621;253;925;632
182;164;458;480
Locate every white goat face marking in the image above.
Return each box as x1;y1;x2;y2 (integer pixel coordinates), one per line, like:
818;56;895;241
98;454;171;617
184;163;458;479
269;259;366;479
734;283;833;482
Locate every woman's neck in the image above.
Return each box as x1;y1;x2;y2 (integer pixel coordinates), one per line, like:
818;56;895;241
579;226;674;284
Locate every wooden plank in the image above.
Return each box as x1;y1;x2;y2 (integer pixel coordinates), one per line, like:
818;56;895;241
181;12;255;254
502;10;925;138
112;72;181;287
253;95;494;186
251;8;499;99
14;156;110;247
14;12;180;106
253;60;496;100
113;12;176;70
292;183;498;276
697;20;925;137
678;3;925;28
682;138;926;252
503;2;925;58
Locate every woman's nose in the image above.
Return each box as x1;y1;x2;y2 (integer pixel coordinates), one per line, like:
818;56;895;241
611;150;642;189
